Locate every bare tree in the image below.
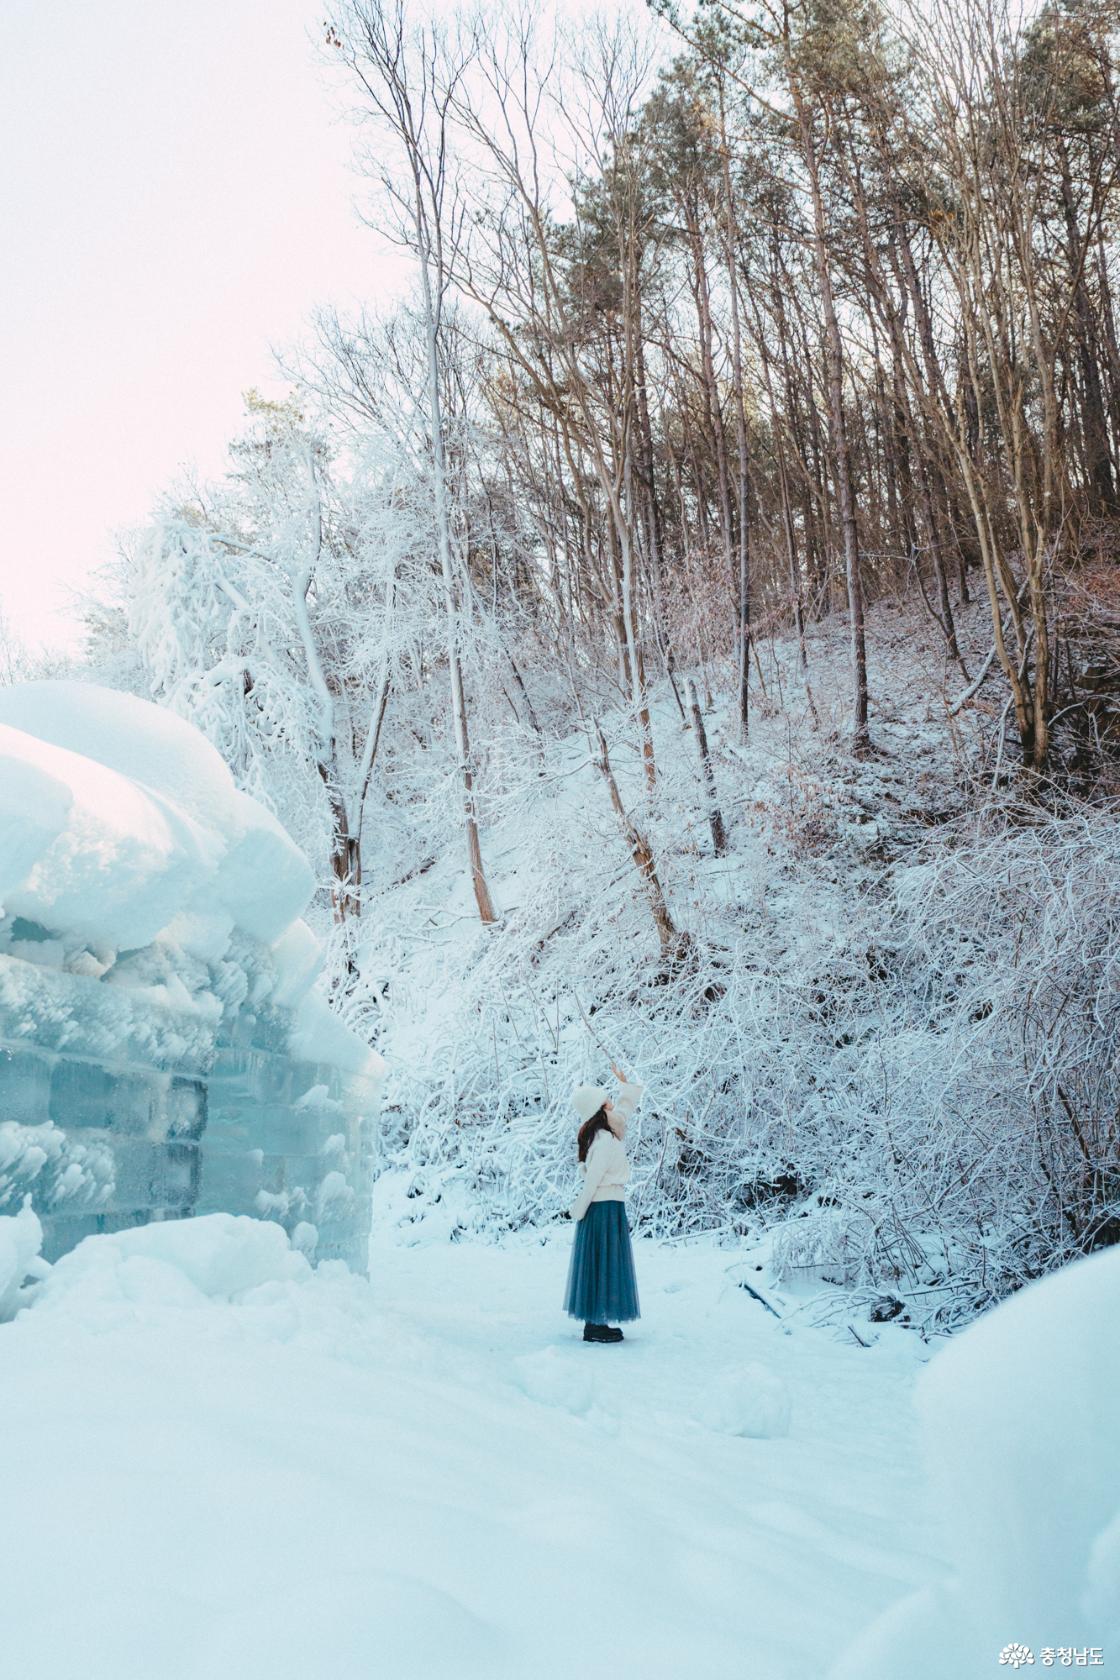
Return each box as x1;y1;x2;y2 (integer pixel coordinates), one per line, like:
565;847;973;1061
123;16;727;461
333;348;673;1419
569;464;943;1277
448;12;664;786
327;0;497;921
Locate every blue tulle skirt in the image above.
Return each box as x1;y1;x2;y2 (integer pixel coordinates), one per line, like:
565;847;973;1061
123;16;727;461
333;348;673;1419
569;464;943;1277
563;1199;640;1324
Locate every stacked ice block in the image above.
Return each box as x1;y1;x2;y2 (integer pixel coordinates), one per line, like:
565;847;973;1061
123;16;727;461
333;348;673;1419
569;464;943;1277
0;682;383;1270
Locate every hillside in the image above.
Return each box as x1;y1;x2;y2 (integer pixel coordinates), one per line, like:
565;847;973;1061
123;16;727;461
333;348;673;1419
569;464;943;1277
350;596;1120;1333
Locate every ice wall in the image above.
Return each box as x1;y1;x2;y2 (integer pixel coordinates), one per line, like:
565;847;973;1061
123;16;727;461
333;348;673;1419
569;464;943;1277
0;683;382;1270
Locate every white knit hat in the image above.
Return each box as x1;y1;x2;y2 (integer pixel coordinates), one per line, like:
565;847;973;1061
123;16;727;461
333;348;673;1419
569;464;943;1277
571;1083;609;1123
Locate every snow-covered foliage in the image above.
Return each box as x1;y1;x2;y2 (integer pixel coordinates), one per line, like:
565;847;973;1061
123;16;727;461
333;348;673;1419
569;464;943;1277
347;602;1119;1329
115;388;466;908
73;287;1118;1334
99;444;1120;1323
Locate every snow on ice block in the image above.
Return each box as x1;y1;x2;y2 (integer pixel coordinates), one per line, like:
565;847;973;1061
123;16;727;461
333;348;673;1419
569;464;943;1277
0;682;313;951
0;722;214;949
512;1346;595;1415
0;740;71;899
829;1247;1120;1680
0;681;243;837
212;789;314;943
292;990;383;1080
700;1363;792;1438
268;919;323;1010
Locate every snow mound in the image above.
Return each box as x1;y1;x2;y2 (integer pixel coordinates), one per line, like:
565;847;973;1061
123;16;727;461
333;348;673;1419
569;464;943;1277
830;1247;1120;1678
0;681;313;954
0;1229;939;1680
34;1213;312;1318
512;1346;595;1415
700;1363;792;1438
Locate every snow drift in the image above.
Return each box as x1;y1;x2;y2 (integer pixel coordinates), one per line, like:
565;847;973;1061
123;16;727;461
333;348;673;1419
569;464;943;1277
830;1248;1120;1677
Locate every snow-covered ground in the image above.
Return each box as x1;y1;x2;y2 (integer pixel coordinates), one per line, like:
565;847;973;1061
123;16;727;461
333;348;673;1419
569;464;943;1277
0;1211;940;1680
0;659;1113;1678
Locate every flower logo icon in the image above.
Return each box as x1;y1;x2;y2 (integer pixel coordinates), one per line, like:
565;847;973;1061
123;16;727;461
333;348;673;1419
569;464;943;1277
999;1646;1035;1669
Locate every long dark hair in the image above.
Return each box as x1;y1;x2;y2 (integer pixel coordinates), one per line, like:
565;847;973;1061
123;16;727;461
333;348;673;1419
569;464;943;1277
577;1107;612;1163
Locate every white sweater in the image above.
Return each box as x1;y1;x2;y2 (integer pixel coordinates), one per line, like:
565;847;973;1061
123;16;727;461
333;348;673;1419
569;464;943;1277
569;1082;644;1222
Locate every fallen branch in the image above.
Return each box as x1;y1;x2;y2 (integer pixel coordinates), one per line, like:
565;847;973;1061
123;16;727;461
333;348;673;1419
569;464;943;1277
948;640;1000;715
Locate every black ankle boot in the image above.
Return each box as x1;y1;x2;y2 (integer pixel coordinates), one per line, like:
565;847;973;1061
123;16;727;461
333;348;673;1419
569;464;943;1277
583;1322;611;1342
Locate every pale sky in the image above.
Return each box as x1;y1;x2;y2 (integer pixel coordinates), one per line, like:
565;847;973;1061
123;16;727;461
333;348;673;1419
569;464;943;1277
0;0;395;654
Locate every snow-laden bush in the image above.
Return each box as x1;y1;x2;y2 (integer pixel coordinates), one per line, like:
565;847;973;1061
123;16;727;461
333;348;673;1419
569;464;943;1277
801;800;1120;1322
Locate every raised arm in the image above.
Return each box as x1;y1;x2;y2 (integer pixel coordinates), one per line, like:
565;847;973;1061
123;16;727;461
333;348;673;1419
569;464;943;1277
608;1065;644;1136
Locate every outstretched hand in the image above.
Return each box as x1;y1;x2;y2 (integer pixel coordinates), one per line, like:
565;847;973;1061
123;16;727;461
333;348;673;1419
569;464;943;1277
611;1062;628;1083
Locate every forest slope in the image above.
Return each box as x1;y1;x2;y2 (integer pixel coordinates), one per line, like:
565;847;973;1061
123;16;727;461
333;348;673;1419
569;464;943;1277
354;596;1120;1332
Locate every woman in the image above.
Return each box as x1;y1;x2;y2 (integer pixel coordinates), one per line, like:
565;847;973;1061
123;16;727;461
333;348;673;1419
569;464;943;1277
563;1063;643;1343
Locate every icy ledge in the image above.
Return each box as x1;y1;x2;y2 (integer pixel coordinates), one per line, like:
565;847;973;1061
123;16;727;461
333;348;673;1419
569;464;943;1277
0;681;382;1269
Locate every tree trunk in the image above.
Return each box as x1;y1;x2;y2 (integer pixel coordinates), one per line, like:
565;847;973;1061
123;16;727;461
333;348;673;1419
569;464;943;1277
594;723;681;955
794;93;870;751
719;77;752;743
686;678;727;856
